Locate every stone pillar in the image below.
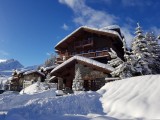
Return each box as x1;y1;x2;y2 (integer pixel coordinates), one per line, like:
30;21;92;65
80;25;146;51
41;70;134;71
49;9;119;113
58;77;63;90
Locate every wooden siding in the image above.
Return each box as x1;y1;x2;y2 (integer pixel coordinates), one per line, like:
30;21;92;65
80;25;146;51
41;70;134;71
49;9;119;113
55;31;123;64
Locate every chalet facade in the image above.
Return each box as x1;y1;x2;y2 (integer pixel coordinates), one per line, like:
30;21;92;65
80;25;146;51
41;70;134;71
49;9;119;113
9;69;46;91
9;70;25;91
23;70;45;88
51;25;124;91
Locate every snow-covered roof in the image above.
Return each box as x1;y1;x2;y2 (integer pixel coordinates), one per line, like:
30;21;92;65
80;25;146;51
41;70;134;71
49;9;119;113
43;65;57;71
17;69;29;74
49;76;57;81
100;25;120;30
51;55;114;74
55;26;122;49
24;70;45;76
8;77;14;81
8;76;19;81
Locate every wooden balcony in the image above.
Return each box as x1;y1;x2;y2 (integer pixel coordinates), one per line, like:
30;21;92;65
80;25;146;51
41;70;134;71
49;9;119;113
56;50;109;64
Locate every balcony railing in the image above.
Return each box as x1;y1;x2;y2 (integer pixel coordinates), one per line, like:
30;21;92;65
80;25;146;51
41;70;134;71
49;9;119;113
56;50;109;64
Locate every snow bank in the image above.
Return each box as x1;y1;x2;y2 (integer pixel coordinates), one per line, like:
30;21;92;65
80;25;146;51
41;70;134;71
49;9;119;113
1;75;160;120
0;89;56;112
98;75;160;119
6;92;104;120
20;82;49;95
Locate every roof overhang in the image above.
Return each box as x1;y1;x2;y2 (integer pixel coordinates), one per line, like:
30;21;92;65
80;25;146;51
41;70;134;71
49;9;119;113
51;55;114;76
55;26;123;50
23;70;45;77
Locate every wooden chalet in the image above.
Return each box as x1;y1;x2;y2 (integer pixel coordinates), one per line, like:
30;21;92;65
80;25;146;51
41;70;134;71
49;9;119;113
9;70;26;91
9;77;21;91
23;70;45;88
51;26;124;91
9;70;45;91
51;56;114;91
55;26;124;64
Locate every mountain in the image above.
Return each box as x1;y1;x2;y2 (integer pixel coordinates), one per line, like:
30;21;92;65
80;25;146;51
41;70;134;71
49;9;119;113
0;59;24;76
0;59;42;76
0;59;24;71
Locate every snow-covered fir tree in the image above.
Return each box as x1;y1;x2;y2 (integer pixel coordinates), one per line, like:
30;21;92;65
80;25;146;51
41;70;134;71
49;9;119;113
72;67;84;91
108;40;142;79
108;48;124;78
108;23;160;79
145;32;160;73
44;53;56;67
131;23;152;75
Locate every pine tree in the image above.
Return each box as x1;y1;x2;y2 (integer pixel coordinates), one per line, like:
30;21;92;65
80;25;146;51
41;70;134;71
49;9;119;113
72;67;84;91
108;48;127;79
108;36;143;79
44;54;56;67
145;32;160;73
131;23;152;75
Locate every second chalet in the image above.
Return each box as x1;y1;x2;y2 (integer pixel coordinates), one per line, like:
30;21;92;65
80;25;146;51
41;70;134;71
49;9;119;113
51;25;124;91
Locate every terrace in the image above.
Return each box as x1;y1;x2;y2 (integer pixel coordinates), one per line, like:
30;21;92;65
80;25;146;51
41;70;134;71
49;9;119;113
56;47;110;64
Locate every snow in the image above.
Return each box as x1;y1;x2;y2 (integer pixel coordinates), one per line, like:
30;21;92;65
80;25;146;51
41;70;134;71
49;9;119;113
49;76;56;80
43;65;57;71
55;26;122;49
0;89;56;112
0;59;7;63
23;70;45;76
0;75;160;120
6;91;104;120
55;90;65;95
51;55;114;74
98;75;160;119
20;82;50;95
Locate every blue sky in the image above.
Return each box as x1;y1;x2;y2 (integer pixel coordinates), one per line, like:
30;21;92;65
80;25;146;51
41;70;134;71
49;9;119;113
0;0;160;66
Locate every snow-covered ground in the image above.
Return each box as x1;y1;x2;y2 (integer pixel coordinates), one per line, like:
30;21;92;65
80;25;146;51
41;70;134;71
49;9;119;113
19;82;50;95
0;75;160;120
98;75;160;119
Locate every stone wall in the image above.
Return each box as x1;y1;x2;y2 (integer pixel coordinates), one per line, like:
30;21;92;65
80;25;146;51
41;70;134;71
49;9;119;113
72;63;108;91
75;63;108;80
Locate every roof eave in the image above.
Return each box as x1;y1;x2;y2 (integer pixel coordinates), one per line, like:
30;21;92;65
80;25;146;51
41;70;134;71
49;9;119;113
55;26;122;50
51;55;114;75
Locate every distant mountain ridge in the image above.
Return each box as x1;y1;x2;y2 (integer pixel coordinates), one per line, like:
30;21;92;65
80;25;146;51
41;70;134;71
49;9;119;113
0;59;24;71
0;59;40;76
0;59;24;76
